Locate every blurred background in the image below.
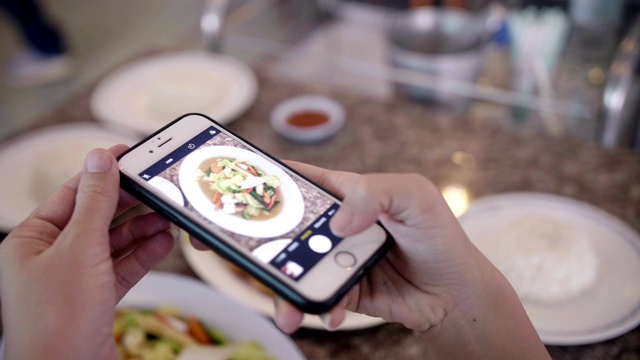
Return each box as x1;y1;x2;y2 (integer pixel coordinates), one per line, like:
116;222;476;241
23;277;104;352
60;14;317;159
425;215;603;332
1;0;640;148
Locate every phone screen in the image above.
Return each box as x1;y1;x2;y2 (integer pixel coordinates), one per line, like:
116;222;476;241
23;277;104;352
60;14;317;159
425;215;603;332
137;126;342;281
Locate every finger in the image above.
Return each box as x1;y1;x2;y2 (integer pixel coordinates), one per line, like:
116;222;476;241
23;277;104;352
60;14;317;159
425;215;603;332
284;161;360;199
113;231;175;301
108;144;142;216
284;161;368;237
319;296;349;331
189;236;210;251
64;149;120;238
330;173;433;237
107;143;129;158
273;296;304;334
109;212;171;259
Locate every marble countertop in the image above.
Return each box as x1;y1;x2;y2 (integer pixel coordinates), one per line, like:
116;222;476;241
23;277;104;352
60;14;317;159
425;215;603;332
1;61;640;359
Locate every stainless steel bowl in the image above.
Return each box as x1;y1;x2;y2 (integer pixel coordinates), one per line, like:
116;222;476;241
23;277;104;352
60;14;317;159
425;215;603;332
387;7;492;104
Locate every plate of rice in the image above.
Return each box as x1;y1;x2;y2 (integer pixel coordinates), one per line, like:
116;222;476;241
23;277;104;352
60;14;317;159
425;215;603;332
459;192;640;345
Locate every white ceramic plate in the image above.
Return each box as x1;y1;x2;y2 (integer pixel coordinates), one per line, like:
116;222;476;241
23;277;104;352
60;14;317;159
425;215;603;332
148;176;185;206
0;123;139;233
118;271;306;360
179;231;386;330
458;192;640;345
90;51;258;135
178;146;304;238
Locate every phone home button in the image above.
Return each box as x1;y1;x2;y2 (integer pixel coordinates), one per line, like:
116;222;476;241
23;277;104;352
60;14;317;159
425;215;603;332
334;251;356;269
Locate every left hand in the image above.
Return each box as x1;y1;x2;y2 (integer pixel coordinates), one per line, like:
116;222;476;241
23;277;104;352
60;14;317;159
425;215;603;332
0;145;175;360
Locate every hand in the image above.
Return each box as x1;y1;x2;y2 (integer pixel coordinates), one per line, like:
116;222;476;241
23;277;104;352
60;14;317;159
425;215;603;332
274;162;549;359
0;146;175;360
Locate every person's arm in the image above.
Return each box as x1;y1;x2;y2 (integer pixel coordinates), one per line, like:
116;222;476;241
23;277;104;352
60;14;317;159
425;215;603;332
420;254;549;359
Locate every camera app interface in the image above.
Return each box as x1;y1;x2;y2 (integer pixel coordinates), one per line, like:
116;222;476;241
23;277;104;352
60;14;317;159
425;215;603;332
138;126;343;281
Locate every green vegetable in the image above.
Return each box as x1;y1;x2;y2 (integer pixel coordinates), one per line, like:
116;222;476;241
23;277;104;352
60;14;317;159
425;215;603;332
135;315;197;348
249;191;268;208
243;205;262;219
114;313;138;339
206;328;228;345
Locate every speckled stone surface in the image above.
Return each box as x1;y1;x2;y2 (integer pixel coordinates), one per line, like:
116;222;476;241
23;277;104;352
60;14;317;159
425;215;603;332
1;56;640;359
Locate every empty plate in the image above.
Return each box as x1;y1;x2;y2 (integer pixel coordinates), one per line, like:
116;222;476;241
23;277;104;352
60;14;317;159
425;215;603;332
91;51;258;135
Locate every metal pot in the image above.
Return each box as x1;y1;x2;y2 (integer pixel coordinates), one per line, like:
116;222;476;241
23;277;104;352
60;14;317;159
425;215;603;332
387;7;493;104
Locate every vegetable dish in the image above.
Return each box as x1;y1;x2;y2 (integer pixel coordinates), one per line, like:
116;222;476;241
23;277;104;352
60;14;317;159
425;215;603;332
114;306;274;360
196;158;282;220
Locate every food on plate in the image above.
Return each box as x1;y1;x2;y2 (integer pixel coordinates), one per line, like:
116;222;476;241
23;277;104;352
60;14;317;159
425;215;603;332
493;215;599;302
196;158;282;220
114;305;274;360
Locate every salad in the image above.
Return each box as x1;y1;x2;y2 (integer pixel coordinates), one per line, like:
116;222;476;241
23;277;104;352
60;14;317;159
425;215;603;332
114;306;274;360
197;158;282;220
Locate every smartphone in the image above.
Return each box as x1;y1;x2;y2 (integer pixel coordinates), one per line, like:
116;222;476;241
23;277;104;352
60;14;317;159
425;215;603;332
117;113;393;314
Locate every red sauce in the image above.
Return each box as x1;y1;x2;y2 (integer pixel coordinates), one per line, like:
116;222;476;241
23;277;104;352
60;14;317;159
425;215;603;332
286;111;329;128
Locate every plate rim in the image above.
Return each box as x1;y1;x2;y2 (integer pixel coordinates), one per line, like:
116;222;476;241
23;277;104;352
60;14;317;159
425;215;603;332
459;191;640;345
0;122;140;232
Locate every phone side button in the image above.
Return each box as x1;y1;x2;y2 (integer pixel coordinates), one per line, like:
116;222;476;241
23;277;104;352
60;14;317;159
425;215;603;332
334;251;357;270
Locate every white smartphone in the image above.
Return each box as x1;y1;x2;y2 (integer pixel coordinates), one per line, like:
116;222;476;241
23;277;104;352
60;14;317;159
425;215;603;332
118;113;393;314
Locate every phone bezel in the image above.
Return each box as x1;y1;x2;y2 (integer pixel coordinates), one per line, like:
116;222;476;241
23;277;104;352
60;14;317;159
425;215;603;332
117;113;393;314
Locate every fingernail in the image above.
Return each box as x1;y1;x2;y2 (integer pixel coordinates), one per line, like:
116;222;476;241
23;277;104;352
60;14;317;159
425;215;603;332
85;150;112;173
320;313;337;331
168;225;180;240
272;297;288;332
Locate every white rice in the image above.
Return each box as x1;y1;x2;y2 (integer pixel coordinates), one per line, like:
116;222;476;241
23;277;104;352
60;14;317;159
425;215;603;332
494;215;599;303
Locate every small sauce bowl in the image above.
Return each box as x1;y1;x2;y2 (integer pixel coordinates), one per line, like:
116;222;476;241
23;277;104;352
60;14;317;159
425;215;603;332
270;95;345;143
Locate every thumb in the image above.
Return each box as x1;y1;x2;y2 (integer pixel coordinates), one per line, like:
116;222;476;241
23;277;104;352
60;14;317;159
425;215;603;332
329;173;383;237
330;173;432;237
65;149;120;237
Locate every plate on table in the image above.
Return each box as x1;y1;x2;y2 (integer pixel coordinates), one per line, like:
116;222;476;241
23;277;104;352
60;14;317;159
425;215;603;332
0;123;139;233
118;271;306;360
179;231;387;330
90;51;258;135
458;192;640;345
178;146;304;238
147;176;185;206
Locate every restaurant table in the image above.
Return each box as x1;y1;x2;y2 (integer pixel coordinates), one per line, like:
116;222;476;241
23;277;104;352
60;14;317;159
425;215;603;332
1;57;640;359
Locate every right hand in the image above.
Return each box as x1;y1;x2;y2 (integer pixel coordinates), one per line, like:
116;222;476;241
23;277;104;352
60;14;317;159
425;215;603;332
274;162;486;331
274;162;549;359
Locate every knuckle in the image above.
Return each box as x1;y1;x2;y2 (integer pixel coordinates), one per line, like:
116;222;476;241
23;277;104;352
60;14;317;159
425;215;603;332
115;270;136;291
78;179;111;201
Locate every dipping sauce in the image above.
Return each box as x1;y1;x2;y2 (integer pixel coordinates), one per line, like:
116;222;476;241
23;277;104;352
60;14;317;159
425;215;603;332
270;95;345;143
286;111;329;128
